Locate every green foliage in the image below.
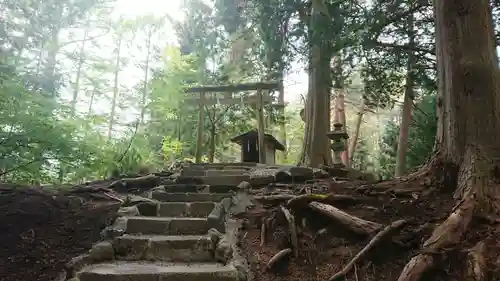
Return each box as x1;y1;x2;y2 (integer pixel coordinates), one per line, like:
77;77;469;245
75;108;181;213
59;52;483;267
351;139;372;171
0;0;450;185
377;94;437;179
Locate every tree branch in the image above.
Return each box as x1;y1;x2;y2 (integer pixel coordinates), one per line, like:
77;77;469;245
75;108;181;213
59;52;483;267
372;41;435;56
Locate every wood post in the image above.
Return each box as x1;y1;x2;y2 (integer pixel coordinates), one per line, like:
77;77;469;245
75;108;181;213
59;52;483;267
256;90;266;164
195;92;205;163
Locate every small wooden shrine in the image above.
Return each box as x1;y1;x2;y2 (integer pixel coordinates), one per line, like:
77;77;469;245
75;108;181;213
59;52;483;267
230;130;285;164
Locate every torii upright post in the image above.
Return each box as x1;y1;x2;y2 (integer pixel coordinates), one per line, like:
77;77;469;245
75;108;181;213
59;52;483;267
185;82;279;164
195;92;205;163
256;89;266;164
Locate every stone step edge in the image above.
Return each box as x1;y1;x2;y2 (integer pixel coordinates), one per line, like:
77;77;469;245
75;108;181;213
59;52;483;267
78;261;239;281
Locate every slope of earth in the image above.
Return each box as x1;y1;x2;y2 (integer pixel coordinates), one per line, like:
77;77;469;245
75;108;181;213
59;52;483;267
0;184;120;281
240;179;500;281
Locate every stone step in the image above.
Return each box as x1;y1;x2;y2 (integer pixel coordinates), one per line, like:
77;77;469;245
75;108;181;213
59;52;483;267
157;202;215;217
188;162;258;169
176;175;250;186
162;184;207;193
125;216;210;235
181;169;249;177
114;234;214;262
79;261;238;281
151;192;232;203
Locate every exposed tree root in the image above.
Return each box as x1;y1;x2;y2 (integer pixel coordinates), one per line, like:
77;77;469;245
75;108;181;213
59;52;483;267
466;241;487;281
327;219;407;281
308;201;382;235
267;248;292;270
280;205;299;258
397;192;476;281
366;154;457;195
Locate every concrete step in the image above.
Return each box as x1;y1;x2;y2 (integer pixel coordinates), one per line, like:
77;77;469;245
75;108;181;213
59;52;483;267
157;202;215;217
79;261;238;281
114;234;214;262
151;192;232;203
125;216;210;235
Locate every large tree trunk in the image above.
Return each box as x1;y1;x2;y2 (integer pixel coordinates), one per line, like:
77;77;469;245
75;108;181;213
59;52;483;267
299;4;333;167
434;0;500;204
397;1;500;280
395;10;415;177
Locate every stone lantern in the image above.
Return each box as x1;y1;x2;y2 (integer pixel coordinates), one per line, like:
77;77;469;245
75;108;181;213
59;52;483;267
327;123;349;167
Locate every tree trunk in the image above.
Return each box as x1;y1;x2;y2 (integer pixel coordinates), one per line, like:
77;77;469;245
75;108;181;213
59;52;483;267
348;99;365;165
395;10;415;177
43;25;61;97
334;85;348;166
438;0;500;206
107;34;123;140
140;28;153;125
87;88;96;116
397;2;500;279
300;4;333;167
71;28;89;117
208;123;216;163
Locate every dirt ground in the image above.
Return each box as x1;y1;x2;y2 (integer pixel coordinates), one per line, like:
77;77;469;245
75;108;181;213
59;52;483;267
1;174;500;281
241;179;500;281
0;184;119;281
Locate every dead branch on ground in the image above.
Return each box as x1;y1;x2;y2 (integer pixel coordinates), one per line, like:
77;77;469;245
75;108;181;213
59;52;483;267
267;248;292;270
327;219;407;281
280;205;299;258
253;194;362;207
308;201;382;235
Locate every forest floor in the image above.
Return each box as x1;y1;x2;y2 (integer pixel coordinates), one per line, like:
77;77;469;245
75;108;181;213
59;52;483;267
241;179;500;281
1;173;500;281
0;182;120;281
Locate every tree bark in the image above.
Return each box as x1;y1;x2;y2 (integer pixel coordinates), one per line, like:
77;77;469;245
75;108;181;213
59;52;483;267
348;99;365;165
397;1;500;279
300;3;333;167
435;0;500;206
395;10;415;177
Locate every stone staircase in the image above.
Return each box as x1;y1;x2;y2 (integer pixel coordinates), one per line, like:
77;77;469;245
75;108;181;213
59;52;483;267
60;164;256;281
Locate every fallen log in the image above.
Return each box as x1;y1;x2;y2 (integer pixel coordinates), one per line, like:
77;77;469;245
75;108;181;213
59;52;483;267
397;193;476;281
253;194;362;207
114;174;161;191
267;248;292;270
287;194;359;208
280;205;299;258
327;219;407;281
308;201;382;236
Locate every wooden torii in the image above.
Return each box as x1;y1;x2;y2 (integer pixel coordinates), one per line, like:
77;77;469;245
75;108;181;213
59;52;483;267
184;81;280;164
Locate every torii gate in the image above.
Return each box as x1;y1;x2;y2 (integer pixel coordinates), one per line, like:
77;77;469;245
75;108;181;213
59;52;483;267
184;81;281;164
